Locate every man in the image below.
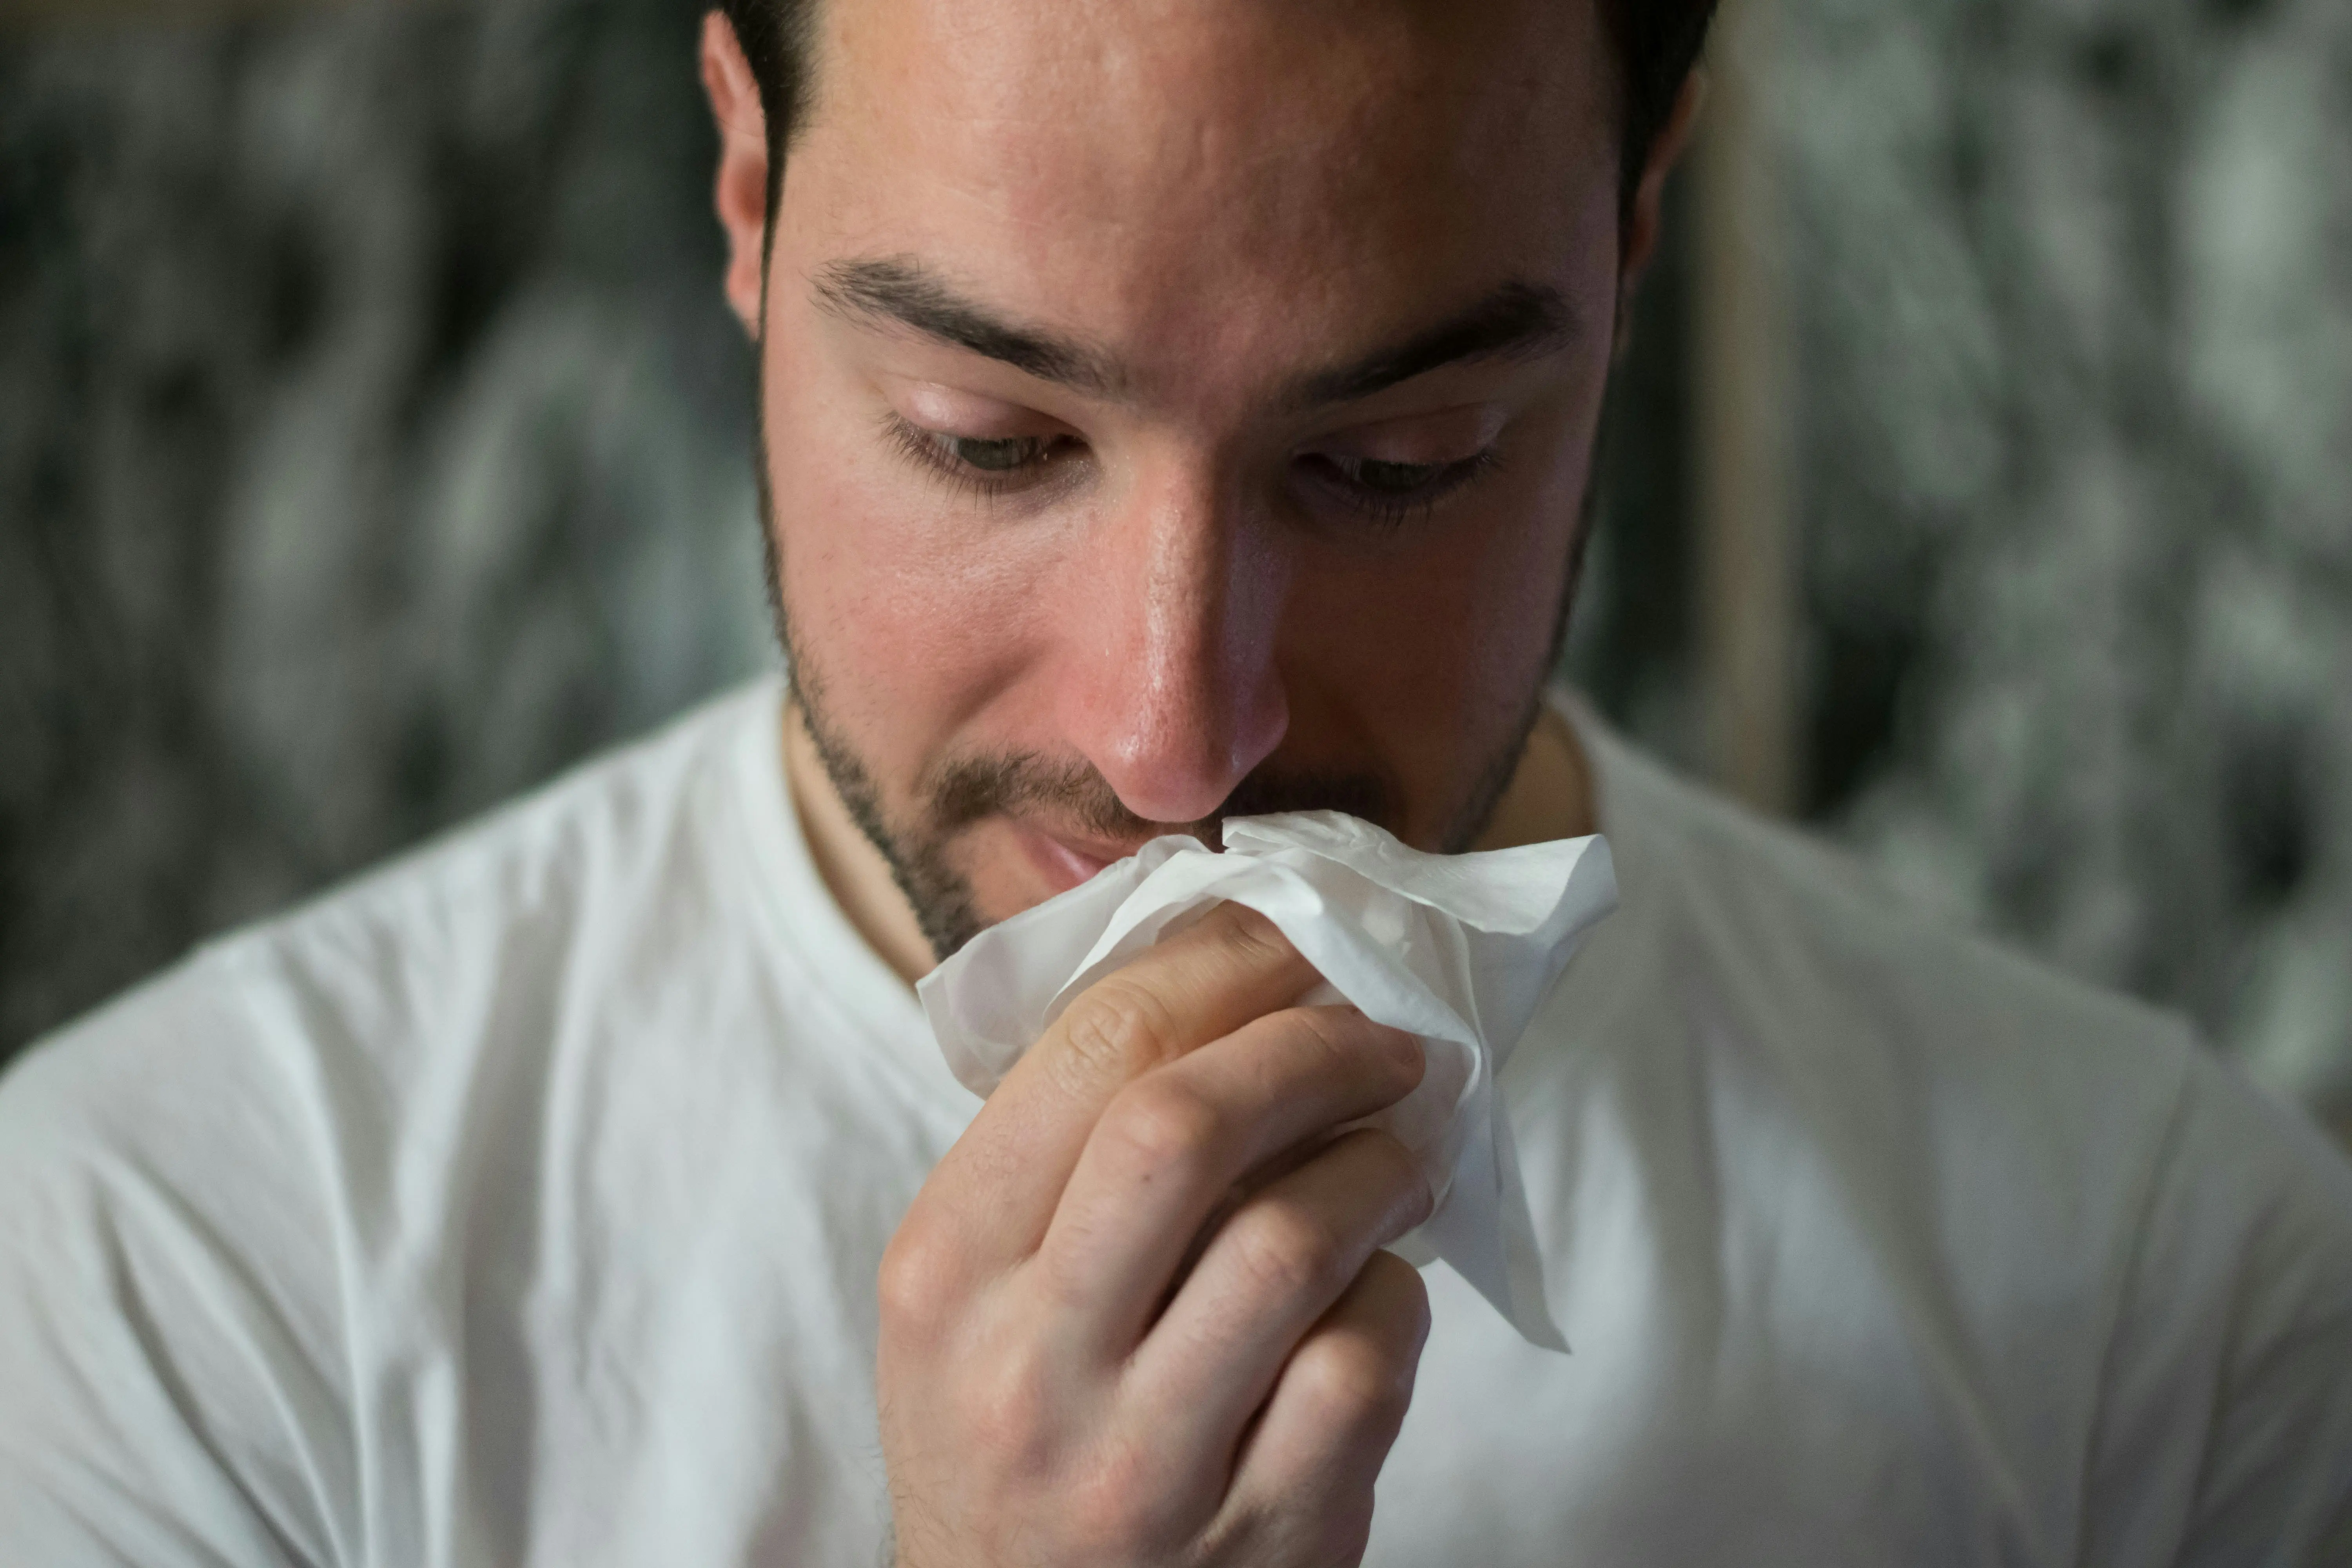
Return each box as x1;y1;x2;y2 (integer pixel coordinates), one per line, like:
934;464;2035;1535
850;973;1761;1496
2;0;2348;1562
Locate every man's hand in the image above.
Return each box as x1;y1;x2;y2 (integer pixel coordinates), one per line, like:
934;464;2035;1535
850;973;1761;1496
878;904;1435;1568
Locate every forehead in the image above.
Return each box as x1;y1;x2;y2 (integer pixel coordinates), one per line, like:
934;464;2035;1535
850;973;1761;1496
783;0;1623;397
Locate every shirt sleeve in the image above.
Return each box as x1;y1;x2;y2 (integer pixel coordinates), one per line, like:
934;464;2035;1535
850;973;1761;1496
0;962;353;1568
2078;1048;2352;1567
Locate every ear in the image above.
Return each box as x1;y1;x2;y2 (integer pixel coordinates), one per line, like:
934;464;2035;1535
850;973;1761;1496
1614;70;1706;354
701;10;771;339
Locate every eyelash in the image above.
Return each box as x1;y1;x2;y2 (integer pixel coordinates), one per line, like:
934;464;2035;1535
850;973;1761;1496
882;413;1505;530
883;415;1080;506
1296;449;1506;531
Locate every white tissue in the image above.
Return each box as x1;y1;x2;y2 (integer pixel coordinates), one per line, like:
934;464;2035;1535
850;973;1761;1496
916;810;1617;1350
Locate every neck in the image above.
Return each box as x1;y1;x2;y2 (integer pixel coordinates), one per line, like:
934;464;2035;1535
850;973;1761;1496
1469;699;1600;853
782;691;1601;989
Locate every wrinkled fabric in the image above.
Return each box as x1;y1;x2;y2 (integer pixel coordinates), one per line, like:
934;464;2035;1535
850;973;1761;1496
2;679;2348;1568
919;812;1617;1348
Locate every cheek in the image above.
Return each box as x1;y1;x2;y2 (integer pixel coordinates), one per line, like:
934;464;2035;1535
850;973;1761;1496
1301;449;1584;718
758;352;1049;769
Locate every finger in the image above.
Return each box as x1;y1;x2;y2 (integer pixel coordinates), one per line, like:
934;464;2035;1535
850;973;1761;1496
1034;1007;1423;1346
913;902;1318;1269
1217;1250;1431;1563
1123;1127;1431;1448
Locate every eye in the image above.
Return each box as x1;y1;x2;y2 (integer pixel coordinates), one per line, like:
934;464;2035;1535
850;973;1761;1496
886;416;1080;496
1297;448;1502;527
939;434;1055;472
1348;457;1453;494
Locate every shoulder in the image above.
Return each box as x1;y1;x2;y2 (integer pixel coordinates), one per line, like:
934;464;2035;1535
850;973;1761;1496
1567;710;2349;1232
1552;719;2214;1279
0;935;354;1563
0;676;781;1217
1551;705;2352;1555
1570;710;2202;1134
2086;1047;2352;1563
0;680;786;1559
245;676;779;996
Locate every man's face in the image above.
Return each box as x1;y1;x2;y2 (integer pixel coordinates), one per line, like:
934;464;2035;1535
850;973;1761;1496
749;0;1626;955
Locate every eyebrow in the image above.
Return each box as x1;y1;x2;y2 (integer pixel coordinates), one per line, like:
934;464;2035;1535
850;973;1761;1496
811;255;1577;409
1285;280;1578;409
813;256;1123;397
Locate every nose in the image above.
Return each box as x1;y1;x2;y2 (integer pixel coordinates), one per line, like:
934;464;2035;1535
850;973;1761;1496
1054;457;1291;826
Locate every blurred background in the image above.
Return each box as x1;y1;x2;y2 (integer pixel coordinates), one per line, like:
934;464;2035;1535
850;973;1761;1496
3;0;2348;1144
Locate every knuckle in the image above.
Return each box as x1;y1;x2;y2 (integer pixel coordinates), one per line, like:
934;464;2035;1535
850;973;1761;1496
1067;1439;1181;1557
1098;1078;1224;1181
1289;1005;1421;1089
1293;1332;1414;1430
1229;1199;1350;1303
1363;1248;1435;1340
1209;902;1294;970
875;1224;964;1336
1210;1488;1372;1568
1284;1004;1359;1063
954;1344;1056;1472
1364;1132;1437;1229
1054;978;1183;1086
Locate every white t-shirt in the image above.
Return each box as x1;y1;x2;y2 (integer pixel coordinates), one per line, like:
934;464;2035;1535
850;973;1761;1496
2;679;2347;1566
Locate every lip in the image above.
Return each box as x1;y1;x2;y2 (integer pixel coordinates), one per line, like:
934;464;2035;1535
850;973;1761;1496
1009;820;1141;897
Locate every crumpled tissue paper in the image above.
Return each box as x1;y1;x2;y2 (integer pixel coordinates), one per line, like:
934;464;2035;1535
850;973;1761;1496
915;809;1617;1350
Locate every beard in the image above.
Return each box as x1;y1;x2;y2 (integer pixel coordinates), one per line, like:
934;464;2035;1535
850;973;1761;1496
768;615;1563;966
753;421;1593;967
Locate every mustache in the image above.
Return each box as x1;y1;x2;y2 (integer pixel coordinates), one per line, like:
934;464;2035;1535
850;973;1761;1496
924;751;1398;851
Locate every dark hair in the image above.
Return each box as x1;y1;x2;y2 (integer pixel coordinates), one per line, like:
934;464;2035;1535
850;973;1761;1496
1601;0;1720;211
716;0;1717;233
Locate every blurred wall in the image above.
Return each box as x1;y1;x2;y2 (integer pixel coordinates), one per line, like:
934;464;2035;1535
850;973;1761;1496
1771;0;2352;1130
0;0;772;1052
3;0;2349;1140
